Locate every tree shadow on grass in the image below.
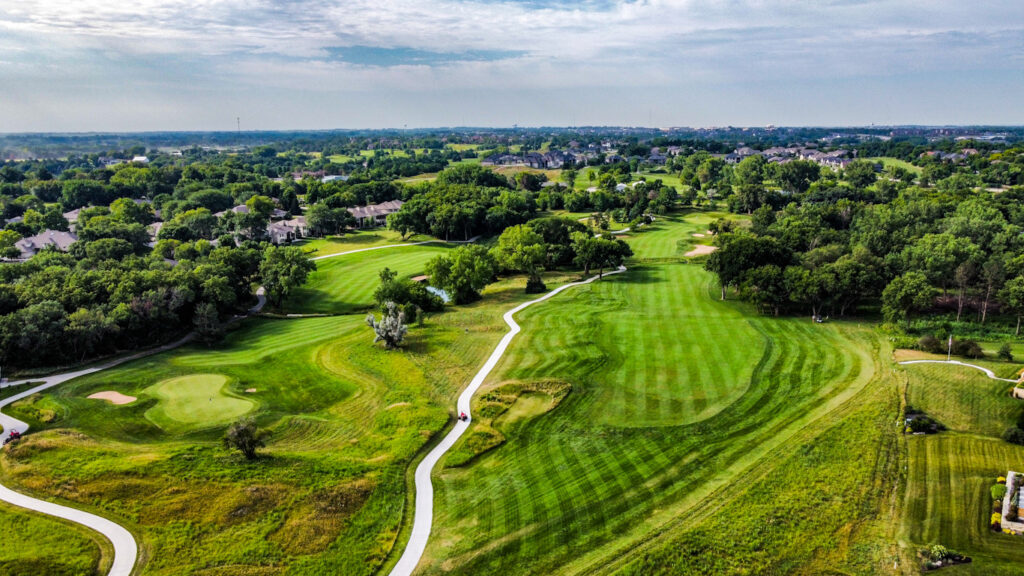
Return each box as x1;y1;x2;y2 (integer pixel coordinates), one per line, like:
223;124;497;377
610;266;665;285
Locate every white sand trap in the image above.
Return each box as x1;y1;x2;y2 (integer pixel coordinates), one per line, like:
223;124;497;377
706;230;714;235
88;391;137;405
386;402;411;410
245;388;257;393
692;233;705;238
685;245;718;257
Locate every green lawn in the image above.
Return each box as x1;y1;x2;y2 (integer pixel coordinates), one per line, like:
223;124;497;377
297;229;438;258
283;243;458;315
0;258;591;575
144;374;254;433
865;156;922;175
0;503;108;576
625;209;741;260
898;357;1024;574
637;170;685;190
8;208;1015;575
418;213;896;575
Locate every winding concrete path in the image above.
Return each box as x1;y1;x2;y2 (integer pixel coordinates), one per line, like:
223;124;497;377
898;359;1021;383
0;235;477;575
0;336;199;576
388;265;628;576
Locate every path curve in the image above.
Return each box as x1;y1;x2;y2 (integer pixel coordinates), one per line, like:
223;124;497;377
898;359;1020;383
388;265;628;576
0;335;199;576
0;235;478;575
310;236;479;262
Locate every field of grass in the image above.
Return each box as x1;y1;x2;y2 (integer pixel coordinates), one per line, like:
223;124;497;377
866;156;923;175
418;212;899;575
625;209;742;260
637;170;685;190
0;503;109;576
10;206;1019;575
0;243;593;575
898;356;1024;574
296;229;439;258
283;243;457;315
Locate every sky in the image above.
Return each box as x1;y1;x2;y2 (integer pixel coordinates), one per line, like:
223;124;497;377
0;0;1023;132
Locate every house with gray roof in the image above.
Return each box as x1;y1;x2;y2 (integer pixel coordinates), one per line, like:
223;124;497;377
15;230;78;259
347;200;404;228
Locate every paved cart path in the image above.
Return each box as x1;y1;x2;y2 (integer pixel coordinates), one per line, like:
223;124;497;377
0;234;478;576
898;359;1021;383
388;265;627;576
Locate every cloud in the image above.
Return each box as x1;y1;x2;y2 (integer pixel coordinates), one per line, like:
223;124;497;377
0;0;1022;130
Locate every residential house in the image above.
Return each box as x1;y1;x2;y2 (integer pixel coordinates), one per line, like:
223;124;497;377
482;153;522;166
131;156;150;164
267;217;308;244
213;205;250;218
347;200;404;228
14;230;78;259
63;208;82;232
647;152;667;165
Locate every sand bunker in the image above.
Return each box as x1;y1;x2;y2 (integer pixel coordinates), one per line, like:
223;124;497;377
245;388;257;393
88;391;137;405
685;245;718;257
386;402;411;410
692;233;705;238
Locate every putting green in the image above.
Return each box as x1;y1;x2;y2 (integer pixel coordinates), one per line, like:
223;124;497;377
144;374;254;431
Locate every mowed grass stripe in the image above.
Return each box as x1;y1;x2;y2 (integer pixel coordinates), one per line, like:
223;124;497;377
423;215;885;575
285;244;456;314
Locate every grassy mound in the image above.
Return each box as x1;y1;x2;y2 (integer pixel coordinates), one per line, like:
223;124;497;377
144;374;254;432
900;358;1024;573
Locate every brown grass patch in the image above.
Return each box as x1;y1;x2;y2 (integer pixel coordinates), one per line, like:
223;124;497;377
269;480;375;555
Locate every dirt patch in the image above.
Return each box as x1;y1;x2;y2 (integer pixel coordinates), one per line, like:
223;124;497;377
684;245;718;257
245;388;257;393
87;391;136;405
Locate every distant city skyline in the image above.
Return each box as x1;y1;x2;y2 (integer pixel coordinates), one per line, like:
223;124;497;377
1;0;1023;132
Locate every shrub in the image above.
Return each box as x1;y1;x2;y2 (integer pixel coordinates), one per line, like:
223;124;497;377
951;338;983;359
929;545;949;562
525;274;547;294
223;418;270;460
917;334;943;354
998;343;1014;362
1003;426;1024;446
992;483;1008;501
